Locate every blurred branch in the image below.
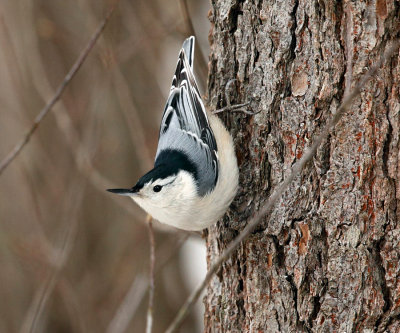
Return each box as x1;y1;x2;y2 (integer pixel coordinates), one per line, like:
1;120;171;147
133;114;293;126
61;1;159;223
178;0;195;39
106;233;190;333
20;178;87;333
106;275;148;333
19;93;101;332
3;0;146;221
156;235;190;272
111;62;153;171
178;0;208;83
164;40;400;333
79;0;155;173
146;215;155;333
0;1;119;177
57;279;88;333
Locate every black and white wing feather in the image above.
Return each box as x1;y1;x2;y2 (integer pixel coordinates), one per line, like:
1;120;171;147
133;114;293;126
155;36;218;196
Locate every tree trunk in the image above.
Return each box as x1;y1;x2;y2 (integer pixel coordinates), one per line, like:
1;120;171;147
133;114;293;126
204;1;400;332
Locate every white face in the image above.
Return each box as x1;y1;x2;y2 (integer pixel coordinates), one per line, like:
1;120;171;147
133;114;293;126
129;170;198;223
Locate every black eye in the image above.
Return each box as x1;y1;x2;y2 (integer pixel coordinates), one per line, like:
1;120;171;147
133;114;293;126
153;185;162;192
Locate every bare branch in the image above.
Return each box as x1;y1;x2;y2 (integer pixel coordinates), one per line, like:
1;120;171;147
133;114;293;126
0;1;119;176
164;40;400;333
106;233;190;333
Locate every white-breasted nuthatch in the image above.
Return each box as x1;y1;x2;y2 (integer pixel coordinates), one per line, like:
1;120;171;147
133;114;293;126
108;36;239;231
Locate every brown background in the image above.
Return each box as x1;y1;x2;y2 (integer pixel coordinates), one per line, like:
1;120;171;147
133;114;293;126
0;0;209;332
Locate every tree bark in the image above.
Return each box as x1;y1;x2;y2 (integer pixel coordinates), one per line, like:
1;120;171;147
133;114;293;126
204;1;400;332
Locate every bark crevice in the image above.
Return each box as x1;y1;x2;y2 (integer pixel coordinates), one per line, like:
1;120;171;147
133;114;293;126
205;1;400;331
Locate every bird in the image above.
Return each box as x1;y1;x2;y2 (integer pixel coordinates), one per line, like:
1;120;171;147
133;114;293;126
108;36;239;231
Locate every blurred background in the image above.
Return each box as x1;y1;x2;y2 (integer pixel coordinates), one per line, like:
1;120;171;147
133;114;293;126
0;0;211;332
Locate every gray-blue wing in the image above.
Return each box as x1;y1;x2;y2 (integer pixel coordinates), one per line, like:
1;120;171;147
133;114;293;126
155;36;218;196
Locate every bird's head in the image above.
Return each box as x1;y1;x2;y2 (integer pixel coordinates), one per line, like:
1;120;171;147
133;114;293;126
107;163;198;222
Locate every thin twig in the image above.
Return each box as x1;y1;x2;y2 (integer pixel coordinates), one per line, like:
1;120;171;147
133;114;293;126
146;215;155;333
106;234;189;333
0;1;119;176
212;79;258;115
165;40;400;333
212;102;255;115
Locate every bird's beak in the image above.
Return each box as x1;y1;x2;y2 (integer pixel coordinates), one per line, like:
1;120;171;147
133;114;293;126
107;188;138;196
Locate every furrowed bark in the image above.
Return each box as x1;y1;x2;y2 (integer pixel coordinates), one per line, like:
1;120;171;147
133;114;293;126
204;1;400;332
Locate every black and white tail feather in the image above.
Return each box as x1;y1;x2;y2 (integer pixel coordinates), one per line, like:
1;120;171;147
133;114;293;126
155;37;218;196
